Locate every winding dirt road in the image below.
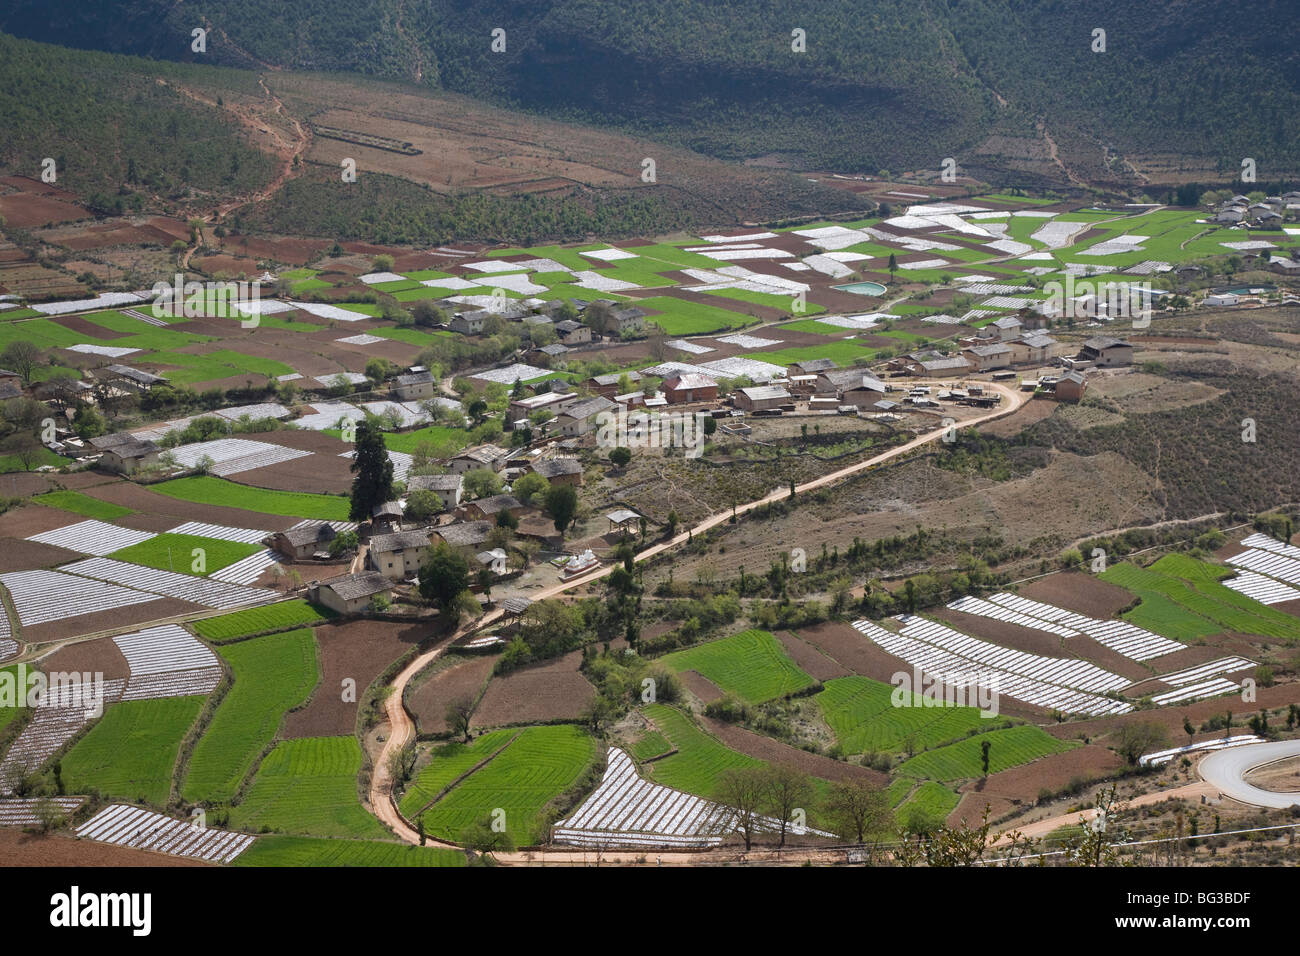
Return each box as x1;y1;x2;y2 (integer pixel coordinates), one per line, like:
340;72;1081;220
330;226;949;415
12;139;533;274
368;381;1027;855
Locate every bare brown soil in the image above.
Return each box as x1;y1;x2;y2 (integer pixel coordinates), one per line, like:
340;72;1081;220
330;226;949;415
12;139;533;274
78;482;301;532
282;618;424;738
1243;755;1300;793
40;635;131;681
0;192;87;229
700;716;887;786
0;504;80;539
21;597;200;644
775;630;848;681
948;744;1123;827
471;650;596;728
1020;571;1135;619
677;669;723;705
407;653;496;735
0;828;211;866
0;537;81;573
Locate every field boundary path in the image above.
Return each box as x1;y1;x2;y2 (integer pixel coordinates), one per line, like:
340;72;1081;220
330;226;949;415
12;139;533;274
368;381;1027;856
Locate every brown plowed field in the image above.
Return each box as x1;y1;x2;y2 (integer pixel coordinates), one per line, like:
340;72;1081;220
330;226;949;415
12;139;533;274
282;618;425;738
775;630;848;681
700;716;887;786
407;653;497;735
0;829;211;867
78;482;300;532
0;538;82;573
1020;571;1135;618
678;669;723;704
20;598;200;644
0;505;79;539
947;744;1123;827
471;649;596;728
41;635;131;682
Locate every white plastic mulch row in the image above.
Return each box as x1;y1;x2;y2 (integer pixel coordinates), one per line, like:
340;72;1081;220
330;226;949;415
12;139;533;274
0;680;125;790
947;595;1078;638
338;449;413;482
1227;548;1300;586
289;518;359;533
336;333;387;346
1139;735;1263;767
77;805;254;863
210;550;278;586
666;339;714;354
1240;532;1300;561
471;363;550;385
1150;678;1241;706
717;334;783;349
288;301;368;321
554;748;731;847
986;593;1183;661
955;283;1033;295
0;639;16;661
0;570;160;626
1222;570;1300;605
26;519;156;557
65;344;140;358
852;620;1130;716
1156;657;1254;688
167;521;268;545
60;558;276;611
113;625;218;676
121;308;169;327
897;616;1129;694
165;438;312;477
0;797;86;826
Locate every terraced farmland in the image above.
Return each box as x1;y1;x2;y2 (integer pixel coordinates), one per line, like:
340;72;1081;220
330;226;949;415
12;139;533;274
107;533;264;577
153;477;351;521
230;736;388;839
60;696;205;805
815;675;993;756
640;704;760;797
399;729;517;819
233;835;465;867
657;629;815;704
1102;556;1300;641
33;490;132;521
896;726;1077;783
182;628;318;804
192;599;331;641
417;725;596;846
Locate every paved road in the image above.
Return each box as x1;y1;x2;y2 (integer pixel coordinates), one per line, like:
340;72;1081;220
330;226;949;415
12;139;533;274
368;381;1026;850
1199;739;1300;809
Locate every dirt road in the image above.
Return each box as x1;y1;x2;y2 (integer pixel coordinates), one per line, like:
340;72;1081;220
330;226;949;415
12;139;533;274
367;381;1026;857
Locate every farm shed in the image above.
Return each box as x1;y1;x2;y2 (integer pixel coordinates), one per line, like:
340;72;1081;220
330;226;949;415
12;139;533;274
310;571;393;615
962;343;1013;372
586;371;640;398
789;358;839;376
606;509;641;534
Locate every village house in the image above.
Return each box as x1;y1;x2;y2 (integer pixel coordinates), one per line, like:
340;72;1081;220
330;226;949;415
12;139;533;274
434;520;494;551
448;310;489;335
392;370;435;401
272;523;339;560
1008;332;1058;366
507;390;580;426
1077;335;1134;367
310;570;393;615
816;367;886;398
733;384;792;412
989;316;1023;341
554;319;592;345
527;457;583;486
662;373;720;405
586;371;641;399
607;307;648;336
371;501;405;535
962;343;1013;372
788;358;839;377
90;432;161;474
556;395;616;436
457;493;524;522
406;473;463;509
368;529;433;580
1054;370;1088;403
448;444;510;474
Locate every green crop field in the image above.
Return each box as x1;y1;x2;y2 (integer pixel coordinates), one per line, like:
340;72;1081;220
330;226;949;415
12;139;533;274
418;725;595;846
629;730;672;761
193;599;331;641
33;490;133;521
896;726;1077;782
640;703;760;796
0;666;22;735
399;729;517;819
107;533;263;577
230;736;388;839
658;629;815;704
61;696;205;806
233;835;465;867
897;781;961;823
814;676;992;755
1103;557;1300;641
152;476;351;521
182;628;318;804
634;296;755;335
